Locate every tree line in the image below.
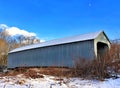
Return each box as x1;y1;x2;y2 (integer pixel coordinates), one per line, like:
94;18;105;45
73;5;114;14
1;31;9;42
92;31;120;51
0;28;40;66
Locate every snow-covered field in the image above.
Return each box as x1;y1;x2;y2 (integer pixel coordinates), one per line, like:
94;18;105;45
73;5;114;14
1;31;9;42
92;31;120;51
0;74;120;88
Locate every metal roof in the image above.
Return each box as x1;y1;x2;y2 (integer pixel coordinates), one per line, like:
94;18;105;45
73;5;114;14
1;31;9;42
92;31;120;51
9;30;103;53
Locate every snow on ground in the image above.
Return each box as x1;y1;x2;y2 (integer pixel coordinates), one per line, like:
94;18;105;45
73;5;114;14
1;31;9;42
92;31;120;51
0;74;120;88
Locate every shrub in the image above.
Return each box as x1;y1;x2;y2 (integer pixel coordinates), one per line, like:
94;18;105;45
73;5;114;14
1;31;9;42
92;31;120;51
73;42;120;80
25;69;44;79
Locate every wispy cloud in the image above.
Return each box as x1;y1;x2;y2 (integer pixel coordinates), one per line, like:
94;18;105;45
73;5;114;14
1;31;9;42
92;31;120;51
0;24;36;37
40;39;45;42
6;27;36;37
0;24;46;43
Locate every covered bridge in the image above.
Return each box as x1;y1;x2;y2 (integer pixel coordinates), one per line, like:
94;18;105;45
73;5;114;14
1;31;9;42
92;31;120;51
8;31;110;68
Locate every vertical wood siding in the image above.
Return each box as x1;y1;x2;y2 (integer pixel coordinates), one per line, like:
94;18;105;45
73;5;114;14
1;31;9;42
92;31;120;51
8;40;94;68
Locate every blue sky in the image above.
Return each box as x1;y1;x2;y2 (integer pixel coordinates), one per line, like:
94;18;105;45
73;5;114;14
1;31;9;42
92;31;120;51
0;0;120;40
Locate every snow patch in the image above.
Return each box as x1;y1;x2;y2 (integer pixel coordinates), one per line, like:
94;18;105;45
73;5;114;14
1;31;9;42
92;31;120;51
0;75;120;88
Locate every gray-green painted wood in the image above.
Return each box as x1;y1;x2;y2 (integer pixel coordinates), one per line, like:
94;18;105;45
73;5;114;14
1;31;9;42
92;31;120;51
8;41;94;68
94;32;110;57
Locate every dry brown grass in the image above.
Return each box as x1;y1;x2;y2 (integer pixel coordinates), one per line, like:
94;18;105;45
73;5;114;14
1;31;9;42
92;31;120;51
1;67;73;78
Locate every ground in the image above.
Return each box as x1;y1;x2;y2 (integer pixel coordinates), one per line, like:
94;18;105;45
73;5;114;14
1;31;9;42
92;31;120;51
0;74;120;88
0;67;119;88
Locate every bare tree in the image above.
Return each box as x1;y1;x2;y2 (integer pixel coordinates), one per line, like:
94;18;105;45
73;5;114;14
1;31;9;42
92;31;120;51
0;39;8;65
0;28;41;66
